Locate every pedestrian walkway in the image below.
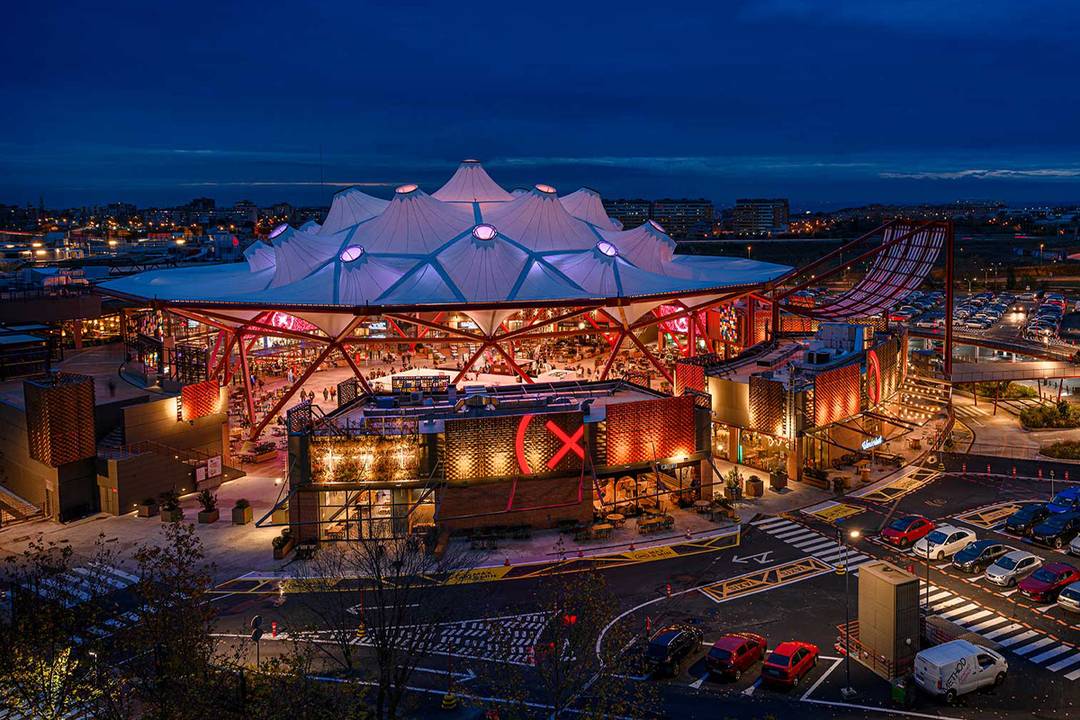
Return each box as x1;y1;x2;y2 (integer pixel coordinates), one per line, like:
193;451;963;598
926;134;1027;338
23;562;139;608
750;517;875;574
915;580;1080;680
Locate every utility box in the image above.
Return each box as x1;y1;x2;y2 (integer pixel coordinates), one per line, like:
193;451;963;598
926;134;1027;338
857;560;920;678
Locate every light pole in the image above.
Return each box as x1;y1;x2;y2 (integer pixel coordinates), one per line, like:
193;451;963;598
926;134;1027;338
746;244;752;259
838;526;861;700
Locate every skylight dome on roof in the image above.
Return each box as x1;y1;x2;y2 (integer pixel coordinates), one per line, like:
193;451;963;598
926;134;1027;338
648;219;665;232
595;240;619;258
268;223;289;239
395;184;419;194
535;183;557;194
339;245;365;262
472;224;497;241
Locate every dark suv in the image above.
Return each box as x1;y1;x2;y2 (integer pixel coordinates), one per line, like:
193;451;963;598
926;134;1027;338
1005;504;1049;536
1030;511;1080;550
645;624;703;675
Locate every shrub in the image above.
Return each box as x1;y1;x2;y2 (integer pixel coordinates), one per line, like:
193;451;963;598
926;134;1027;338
234;498;250;509
1020;402;1080;429
197;489;217;512
159;490;180;512
1041;440;1080;460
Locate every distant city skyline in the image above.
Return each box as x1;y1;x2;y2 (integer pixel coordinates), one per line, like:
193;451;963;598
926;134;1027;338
3;1;1080;208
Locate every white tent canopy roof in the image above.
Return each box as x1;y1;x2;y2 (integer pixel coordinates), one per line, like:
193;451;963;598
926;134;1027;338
101;159;790;312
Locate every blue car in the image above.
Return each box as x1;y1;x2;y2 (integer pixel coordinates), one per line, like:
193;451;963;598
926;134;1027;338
1048;487;1080;514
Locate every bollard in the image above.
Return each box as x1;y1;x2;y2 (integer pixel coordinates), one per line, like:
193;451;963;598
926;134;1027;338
666;583;672;598
962;463;967;475
1012;466;1017;478
1038;468;1044;480
504;557;510;567
986;464;991;476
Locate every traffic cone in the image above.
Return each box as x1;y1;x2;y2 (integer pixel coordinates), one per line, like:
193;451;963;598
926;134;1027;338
441;692;459;710
356;623;366;640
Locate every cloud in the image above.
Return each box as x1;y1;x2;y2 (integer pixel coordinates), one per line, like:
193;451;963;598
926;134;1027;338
179;181;402;188
494;155;880;175
880;167;1080;180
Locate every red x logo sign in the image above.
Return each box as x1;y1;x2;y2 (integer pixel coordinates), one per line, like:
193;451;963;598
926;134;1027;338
545;421;584;470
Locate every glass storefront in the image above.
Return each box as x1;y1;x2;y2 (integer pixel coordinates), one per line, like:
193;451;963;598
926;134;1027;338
316;486;433;541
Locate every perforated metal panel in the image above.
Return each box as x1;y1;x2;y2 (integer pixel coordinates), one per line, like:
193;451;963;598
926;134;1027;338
24;373;96;467
605;395;696;466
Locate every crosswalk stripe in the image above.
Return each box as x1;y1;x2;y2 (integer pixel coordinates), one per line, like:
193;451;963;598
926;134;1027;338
92;562;139;584
1030;645;1072;664
751;517;790;528
931;597;966;611
814;548;847;563
969;616;1009;633
1014;637;1056;655
998;630;1039;648
1047;651;1080;672
1065;666;1080;681
72;566;130;590
771;527;817;540
983;623;1024;640
926;591;953;603
791;537;837;552
953;609;992;626
940;603;980;619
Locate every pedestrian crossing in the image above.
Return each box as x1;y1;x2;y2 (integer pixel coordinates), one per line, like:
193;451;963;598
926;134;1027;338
915;578;1080;680
751;517;875;573
751;515;1080;680
23;563;138;608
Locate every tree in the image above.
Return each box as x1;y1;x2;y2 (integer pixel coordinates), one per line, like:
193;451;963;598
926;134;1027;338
125;522;218;720
487;568;658;719
286;535;484;720
0;535;134;720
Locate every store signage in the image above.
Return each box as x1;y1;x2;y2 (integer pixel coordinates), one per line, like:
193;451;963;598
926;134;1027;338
207;455;222;478
515;413;584;474
861;436;884;451
865;348;882;405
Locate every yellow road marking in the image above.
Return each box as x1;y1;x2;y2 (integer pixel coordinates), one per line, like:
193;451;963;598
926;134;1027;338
810;503;864;523
699;556;832;602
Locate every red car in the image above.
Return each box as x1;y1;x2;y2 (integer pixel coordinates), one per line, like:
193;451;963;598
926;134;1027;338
1018;562;1080;602
705;632;767;680
881;515;935;548
761;641;818;688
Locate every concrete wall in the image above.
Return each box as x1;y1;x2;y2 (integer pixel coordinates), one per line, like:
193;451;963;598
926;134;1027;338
709;377;750;429
0;294;101;324
97;452;196;516
121;391;226;457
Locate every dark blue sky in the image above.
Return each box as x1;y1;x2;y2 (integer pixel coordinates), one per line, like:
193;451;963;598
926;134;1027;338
3;0;1080;209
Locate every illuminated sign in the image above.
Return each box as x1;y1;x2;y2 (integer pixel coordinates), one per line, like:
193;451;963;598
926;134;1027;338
515;414;584;474
865;348;882;405
861;435;884;451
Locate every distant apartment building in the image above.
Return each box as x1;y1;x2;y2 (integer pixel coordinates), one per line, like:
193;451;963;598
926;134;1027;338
602;198;714;239
734;198;789;236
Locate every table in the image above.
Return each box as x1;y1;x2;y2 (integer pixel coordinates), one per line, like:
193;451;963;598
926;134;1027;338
592;523;613;540
693;500;712;513
638;516;668;534
605;513;625;527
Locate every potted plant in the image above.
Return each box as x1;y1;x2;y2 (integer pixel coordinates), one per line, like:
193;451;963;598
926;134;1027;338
272;528;295;560
723;468;743;501
159;490;182;523
770;467;788;491
196;489;218;524
232;498;253;525
137;497;159;518
253;441;278;464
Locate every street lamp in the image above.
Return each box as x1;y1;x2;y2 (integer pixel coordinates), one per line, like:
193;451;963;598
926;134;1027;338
746;244;752;259
837;526;861;700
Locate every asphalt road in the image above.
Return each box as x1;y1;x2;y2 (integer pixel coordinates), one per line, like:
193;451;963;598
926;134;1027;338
206;471;1080;719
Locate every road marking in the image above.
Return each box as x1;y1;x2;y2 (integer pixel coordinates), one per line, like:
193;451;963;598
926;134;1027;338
968;616;1009;632
689;672;709;689
998;630;1038;648
800;656;843;700
1047;651;1080;672
954;609;992;626
741;677;761;696
801;698;963;720
939;603;980;620
1031;645;1072;664
983;623;1024;640
1014;637;1056;655
699;556;833;603
1066;666;1080;681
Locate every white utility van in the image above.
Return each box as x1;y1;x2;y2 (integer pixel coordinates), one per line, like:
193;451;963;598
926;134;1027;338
913;639;1007;702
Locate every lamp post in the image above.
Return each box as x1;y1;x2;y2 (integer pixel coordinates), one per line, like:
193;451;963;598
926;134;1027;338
837;526;861;700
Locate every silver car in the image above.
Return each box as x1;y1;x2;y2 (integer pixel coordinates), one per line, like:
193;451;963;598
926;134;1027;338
1069;534;1080;557
1058;582;1080;613
985;549;1041;587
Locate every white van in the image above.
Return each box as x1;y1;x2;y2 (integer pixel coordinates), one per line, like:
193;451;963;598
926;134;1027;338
913;639;1007;703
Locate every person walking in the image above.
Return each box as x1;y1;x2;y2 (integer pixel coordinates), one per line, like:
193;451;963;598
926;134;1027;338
322;387;329;402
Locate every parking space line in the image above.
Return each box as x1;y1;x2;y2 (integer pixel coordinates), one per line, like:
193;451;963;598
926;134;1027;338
799;656;842;700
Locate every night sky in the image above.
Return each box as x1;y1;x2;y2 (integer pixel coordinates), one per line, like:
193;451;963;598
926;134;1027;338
3;0;1080;209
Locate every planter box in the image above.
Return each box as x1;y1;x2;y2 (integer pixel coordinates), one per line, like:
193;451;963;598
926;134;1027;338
271;506;289;524
723;486;742;502
232;506;253;525
161;508;183;523
138;503;159;518
273;536;295;560
744;477;764;498
253;450;277;464
198;509;219;524
769;473;788;491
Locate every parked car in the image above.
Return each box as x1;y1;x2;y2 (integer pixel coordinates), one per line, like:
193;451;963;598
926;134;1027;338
645;624;703;675
913;525;977;560
1029;511;1080;549
1004;504;1050;536
1070;534;1080;557
761;641;818;688
913;639;1007;704
985;550;1042;587
1047;487;1080;514
1018;563;1080;602
952;540;1009;573
1058;581;1080;613
705;632;768;680
881;515;935;548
